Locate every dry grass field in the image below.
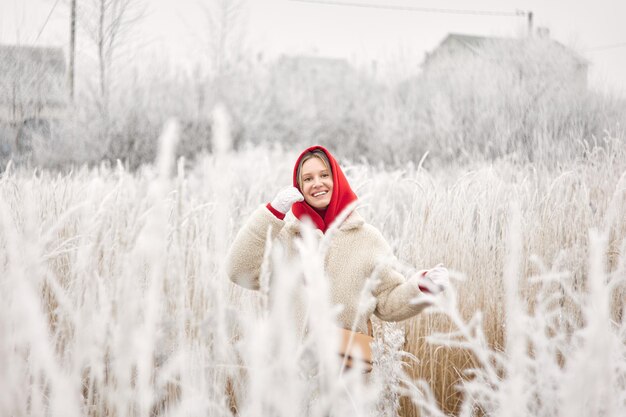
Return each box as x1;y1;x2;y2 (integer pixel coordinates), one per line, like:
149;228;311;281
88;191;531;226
1;119;624;416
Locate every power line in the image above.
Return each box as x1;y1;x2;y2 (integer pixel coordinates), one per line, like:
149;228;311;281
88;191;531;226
289;0;524;17
585;42;626;52
34;0;62;43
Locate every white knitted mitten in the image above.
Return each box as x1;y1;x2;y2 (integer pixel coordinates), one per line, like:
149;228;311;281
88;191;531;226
270;187;304;214
422;264;450;294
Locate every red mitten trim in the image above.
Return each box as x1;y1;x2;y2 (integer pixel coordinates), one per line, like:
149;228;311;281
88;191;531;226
418;270;430;293
266;203;286;220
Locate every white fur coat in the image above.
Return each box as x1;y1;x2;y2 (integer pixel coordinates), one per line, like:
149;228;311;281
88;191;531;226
226;205;428;334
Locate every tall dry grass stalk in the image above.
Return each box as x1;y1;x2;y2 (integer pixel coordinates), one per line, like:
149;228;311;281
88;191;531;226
0;122;624;416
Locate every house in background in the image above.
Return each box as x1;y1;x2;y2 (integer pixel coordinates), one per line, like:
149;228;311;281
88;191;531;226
268;54;359;119
0;44;68;126
270;54;355;85
264;54;371;155
421;31;589;89
269;54;358;105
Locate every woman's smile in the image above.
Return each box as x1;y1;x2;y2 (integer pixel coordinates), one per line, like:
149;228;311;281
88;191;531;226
301;157;334;209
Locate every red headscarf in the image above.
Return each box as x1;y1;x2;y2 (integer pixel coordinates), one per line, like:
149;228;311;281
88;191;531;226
291;146;358;233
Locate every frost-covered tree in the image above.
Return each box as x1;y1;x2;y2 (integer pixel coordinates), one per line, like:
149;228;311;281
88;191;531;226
77;0;146;117
202;0;248;80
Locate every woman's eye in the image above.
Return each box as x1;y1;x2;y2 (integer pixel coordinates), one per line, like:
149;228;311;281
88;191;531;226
304;178;311;182
322;173;329;178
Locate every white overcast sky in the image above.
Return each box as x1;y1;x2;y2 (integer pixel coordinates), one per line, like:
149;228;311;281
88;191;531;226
1;0;625;94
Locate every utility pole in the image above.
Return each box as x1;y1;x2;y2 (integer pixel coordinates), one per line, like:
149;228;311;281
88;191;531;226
69;0;76;100
516;10;534;36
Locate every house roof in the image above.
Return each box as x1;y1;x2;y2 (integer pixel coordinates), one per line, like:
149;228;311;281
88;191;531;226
427;33;589;66
272;54;354;77
0;44;67;106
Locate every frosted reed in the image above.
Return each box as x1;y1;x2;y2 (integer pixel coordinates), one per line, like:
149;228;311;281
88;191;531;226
0;132;624;416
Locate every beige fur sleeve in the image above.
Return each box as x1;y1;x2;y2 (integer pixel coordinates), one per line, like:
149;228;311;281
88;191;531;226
372;266;429;321
225;205;285;290
366;226;429;321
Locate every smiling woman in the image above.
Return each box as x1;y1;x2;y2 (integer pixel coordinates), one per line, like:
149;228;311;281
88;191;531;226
297;150;333;210
225;145;450;373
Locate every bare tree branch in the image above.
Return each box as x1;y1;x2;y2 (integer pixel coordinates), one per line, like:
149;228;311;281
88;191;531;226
77;0;147;116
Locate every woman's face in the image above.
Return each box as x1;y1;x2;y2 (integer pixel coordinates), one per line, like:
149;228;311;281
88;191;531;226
300;157;333;209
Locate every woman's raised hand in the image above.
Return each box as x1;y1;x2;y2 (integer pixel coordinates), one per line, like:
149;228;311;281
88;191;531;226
270;187;304;214
415;264;450;294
